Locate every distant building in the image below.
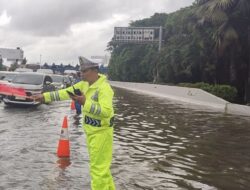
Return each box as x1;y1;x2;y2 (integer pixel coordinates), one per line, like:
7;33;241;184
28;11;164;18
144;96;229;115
0;47;24;61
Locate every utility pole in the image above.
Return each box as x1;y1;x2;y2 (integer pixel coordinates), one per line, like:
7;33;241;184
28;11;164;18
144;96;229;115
158;26;162;52
40;54;42;69
154;26;163;83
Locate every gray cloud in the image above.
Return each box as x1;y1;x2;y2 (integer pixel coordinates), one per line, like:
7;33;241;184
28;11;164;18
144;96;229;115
4;0;111;35
0;0;194;63
2;0;194;36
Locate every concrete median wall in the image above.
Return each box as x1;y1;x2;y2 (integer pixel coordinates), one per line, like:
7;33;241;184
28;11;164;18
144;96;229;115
110;81;250;117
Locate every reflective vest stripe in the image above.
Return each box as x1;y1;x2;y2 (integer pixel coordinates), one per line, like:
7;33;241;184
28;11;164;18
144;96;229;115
85;116;101;127
91;91;99;101
90;103;96;114
50;92;55;101
95;106;101;115
55;91;60;101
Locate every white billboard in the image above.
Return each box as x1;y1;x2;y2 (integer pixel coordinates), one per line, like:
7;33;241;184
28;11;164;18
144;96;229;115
113;27;161;43
113;26;163;51
91;56;105;59
91;55;110;66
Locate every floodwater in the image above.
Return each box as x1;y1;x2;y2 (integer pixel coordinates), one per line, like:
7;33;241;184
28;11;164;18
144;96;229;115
0;87;250;190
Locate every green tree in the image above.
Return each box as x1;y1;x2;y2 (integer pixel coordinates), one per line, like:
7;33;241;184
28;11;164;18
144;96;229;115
195;0;250;101
9;60;18;71
21;57;27;65
0;57;3;71
108;2;250;103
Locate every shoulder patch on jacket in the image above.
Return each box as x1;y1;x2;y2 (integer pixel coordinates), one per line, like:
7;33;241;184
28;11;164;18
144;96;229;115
91;90;99;101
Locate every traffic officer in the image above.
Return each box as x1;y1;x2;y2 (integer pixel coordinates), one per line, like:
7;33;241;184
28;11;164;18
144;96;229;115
33;56;116;190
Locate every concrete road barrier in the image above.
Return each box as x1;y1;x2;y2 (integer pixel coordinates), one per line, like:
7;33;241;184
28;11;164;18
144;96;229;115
110;81;250;117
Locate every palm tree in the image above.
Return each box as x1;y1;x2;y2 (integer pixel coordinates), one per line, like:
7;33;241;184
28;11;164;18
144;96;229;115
195;0;250;102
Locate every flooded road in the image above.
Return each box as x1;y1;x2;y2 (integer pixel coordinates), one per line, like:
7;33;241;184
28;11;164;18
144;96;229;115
1;87;250;190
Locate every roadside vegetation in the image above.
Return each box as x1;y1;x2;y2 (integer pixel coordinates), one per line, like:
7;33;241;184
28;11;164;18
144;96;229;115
178;82;237;102
108;0;250;104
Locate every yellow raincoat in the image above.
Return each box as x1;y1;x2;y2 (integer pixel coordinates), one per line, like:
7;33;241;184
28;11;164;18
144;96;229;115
43;74;115;190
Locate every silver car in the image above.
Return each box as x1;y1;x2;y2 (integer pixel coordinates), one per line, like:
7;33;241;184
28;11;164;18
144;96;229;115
2;72;55;106
50;74;72;90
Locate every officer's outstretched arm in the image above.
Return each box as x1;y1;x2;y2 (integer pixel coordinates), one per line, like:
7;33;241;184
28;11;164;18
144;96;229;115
42;82;86;103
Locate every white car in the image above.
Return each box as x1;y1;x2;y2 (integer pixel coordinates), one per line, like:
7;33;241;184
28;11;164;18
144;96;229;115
36;69;54;74
2;72;55;107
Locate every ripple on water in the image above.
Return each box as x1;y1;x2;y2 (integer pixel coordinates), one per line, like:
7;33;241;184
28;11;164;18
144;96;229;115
113;88;250;189
0;88;250;189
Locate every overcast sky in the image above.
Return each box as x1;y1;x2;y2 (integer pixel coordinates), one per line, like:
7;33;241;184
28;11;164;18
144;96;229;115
0;0;194;65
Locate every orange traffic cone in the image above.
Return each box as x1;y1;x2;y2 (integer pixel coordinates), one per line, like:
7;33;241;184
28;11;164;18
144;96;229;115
57;116;70;158
70;101;75;110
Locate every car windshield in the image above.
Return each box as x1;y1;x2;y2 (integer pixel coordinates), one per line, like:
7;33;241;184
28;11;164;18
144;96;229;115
51;75;63;83
12;74;44;85
3;73;18;82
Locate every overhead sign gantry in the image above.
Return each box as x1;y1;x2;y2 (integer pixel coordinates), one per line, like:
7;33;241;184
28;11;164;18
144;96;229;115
113;26;163;51
112;26;163;83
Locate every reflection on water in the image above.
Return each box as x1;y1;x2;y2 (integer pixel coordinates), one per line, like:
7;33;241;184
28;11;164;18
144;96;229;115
113;88;250;190
0;88;250;189
57;158;71;170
